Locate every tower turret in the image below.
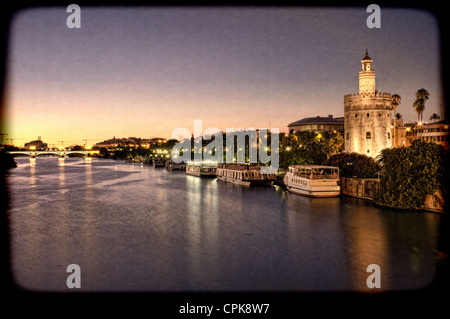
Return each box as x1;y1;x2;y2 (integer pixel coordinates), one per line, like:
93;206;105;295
359;50;375;93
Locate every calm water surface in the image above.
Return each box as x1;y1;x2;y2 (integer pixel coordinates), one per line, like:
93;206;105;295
5;157;444;292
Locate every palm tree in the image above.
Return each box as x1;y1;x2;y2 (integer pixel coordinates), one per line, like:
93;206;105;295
430;113;441;123
413;99;423;122
395;113;403;120
413;88;430;122
391;94;401;147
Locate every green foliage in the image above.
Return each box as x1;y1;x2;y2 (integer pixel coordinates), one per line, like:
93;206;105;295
374;140;444;210
278;131;344;170
318;131;345;156
321;152;380;178
280;148;316;169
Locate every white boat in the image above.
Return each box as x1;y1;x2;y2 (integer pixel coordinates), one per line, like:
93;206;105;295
216;163;276;186
283;165;340;198
186;161;217;177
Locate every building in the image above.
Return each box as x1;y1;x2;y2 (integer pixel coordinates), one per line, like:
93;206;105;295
392;118;407;147
403;120;449;151
24;136;48;150
344;50;393;157
419;120;449;150
287;115;344;134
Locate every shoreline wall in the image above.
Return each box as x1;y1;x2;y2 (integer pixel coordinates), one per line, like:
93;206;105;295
340;177;445;213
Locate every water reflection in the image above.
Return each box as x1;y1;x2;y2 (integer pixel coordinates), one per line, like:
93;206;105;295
6;157;444;292
186;176;220;288
340;199;391;291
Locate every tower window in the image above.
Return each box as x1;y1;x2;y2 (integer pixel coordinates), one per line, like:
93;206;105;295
346;132;349;140
387;113;390;117
378;113;381;117
388;132;391;139
367;113;370;117
367;150;370;153
355;114;358;118
366;132;371;139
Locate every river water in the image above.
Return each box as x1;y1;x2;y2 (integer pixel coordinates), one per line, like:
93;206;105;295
4;156;445;292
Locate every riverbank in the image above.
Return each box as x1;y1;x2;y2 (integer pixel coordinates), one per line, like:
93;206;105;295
274;171;445;213
0;151;17;170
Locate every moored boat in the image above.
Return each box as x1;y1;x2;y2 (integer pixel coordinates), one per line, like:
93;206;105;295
283;165;340;197
186;161;218;177
216;163;276;186
166;159;186;170
152;158;166;168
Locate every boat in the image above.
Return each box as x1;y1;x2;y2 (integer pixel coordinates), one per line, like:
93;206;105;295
165;159;186;170
185;161;218;177
152;158;166;168
283;165;340;197
216;163;276;186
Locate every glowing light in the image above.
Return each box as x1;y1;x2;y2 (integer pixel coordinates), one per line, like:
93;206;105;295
29;146;36;150
286;147;291;151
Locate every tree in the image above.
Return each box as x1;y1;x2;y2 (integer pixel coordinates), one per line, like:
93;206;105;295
317;131;344;158
374;139;444;210
413;88;430;122
99;147;109;158
395;112;403;120
278;131;343;170
430;113;441;123
321;152;380;178
391;94;401;146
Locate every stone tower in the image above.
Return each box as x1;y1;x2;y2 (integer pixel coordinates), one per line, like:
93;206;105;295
344;50;393;158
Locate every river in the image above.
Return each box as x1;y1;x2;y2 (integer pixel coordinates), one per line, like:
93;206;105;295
4;156;445;292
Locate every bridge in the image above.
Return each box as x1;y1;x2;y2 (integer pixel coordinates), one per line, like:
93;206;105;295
7;150;100;158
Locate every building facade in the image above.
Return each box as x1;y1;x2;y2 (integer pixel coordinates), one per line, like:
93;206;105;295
404;120;449;151
418;121;449;150
344;51;393;157
288;115;344;134
392;118;407;147
24;136;48;150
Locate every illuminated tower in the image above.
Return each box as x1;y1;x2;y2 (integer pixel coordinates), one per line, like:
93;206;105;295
359;50;375;93
344;51;393;157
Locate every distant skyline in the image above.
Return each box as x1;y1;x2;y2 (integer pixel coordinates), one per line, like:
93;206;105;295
2;6;444;147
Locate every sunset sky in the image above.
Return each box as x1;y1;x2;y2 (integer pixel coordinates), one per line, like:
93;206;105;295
2;5;444;147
